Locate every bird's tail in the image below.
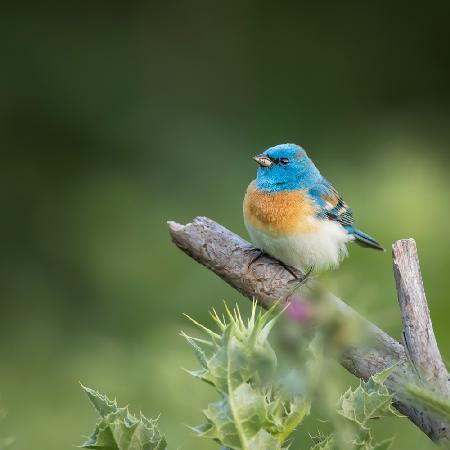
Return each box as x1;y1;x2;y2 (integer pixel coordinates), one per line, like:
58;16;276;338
346;226;385;251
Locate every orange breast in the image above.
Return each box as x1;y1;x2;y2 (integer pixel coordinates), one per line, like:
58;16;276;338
243;180;318;236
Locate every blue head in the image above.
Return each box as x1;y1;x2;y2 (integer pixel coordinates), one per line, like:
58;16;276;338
253;143;321;192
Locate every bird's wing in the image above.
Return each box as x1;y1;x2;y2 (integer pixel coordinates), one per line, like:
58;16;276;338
308;179;354;227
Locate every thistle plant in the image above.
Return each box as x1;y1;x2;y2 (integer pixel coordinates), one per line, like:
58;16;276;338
182;302;311;449
79;385;167;450
77;302;401;450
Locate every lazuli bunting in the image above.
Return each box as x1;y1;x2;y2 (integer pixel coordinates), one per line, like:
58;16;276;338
243;143;383;273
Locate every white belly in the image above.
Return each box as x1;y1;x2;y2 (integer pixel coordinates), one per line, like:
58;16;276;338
245;219;354;272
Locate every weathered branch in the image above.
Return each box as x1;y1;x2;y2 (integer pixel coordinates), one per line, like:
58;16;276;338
393;239;450;440
168;216;450;444
393;239;449;390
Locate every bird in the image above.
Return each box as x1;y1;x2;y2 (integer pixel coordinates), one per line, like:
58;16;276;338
243;143;384;275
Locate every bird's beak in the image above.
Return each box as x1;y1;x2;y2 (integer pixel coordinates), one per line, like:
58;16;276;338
253;154;273;168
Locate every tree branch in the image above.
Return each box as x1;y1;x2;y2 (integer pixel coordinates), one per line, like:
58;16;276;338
393;239;450;440
168;216;450;444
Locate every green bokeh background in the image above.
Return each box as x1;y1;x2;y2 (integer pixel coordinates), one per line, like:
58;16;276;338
1;2;450;449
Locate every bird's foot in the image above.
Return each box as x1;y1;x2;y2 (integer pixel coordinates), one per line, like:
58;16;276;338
302;266;314;283
245;249;313;290
287;266;314;292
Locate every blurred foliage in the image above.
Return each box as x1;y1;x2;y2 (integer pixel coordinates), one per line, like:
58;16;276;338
1;1;450;449
404;383;450;422
0;405;13;450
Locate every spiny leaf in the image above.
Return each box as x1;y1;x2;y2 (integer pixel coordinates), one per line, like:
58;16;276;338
80;386;167;450
255;302;283;345
336;366;401;449
223;303;237;326
276;399;311;442
183;313;221;339
247;429;279;449
180;331;209;368
180;333;214;348
82;384;119;417
369;365;396;386
211;308;227;331
338;366;399;426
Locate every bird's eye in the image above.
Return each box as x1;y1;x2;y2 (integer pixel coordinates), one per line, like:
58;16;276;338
280;158;289;165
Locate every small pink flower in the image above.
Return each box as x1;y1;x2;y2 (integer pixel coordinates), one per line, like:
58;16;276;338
286;297;313;322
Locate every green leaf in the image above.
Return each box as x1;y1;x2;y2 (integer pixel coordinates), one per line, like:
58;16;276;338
336;366;401;449
338;367;398;426
180;331;209;368
276;398;311;442
247;429;279;450
80;386;167;450
81;384;120;417
369;365;396;386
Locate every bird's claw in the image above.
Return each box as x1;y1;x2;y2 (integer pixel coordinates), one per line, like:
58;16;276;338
286;266;314;291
